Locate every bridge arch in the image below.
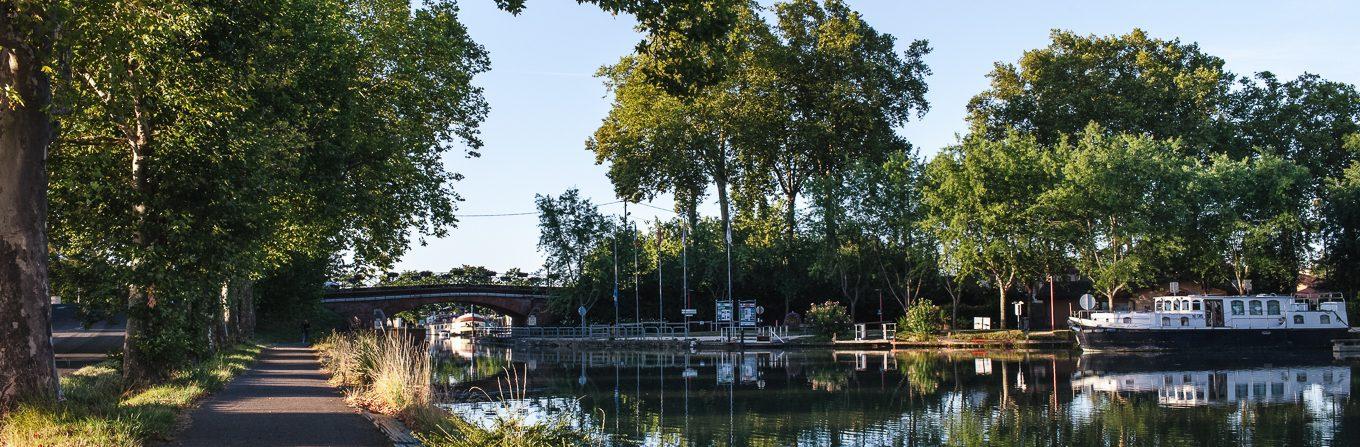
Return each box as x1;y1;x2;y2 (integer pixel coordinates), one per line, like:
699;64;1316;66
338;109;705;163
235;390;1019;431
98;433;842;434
320;284;560;328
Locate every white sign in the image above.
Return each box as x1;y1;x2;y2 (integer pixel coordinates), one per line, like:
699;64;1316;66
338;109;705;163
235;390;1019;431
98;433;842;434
527;315;537;326
1079;294;1096;311
681;308;697;317
973;317;991;330
1169;281;1180;294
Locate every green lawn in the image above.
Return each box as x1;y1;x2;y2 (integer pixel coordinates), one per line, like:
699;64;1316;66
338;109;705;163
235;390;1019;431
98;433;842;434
1;343;262;447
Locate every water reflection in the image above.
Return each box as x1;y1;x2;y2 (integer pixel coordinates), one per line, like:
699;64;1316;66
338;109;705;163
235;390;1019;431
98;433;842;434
430;342;1360;446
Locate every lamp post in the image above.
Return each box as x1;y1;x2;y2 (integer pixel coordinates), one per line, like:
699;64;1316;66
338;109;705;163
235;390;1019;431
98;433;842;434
1047;274;1055;331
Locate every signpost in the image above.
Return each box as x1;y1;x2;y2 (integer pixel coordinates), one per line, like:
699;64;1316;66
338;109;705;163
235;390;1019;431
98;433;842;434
681;308;696;339
1078;294;1095;311
578;305;588;336
738;301;757;328
716;300;733;322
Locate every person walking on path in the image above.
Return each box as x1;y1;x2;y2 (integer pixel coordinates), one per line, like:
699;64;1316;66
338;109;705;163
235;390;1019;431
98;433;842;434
301;319;312;345
169;344;389;447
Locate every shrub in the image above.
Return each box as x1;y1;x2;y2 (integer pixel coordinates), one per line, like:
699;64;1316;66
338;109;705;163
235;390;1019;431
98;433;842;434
899;300;946;336
806;300;852;338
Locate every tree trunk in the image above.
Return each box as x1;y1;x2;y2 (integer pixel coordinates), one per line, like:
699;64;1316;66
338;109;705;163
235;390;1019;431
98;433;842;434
236;279;255;341
123;99;156;386
996;275;1007;330
0;30;59;411
716;175;732;300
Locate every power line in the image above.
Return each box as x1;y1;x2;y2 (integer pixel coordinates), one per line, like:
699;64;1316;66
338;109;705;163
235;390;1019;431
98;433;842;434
456;199;629;218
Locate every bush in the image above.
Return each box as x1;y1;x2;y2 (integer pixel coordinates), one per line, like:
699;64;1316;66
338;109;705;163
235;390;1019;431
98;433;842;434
898;300;946;336
806;300;851;338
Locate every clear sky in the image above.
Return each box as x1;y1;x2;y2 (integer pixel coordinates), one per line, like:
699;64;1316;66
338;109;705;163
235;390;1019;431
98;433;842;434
395;0;1360;274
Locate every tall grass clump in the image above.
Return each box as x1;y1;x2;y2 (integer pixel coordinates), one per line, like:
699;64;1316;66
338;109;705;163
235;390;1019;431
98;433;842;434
318;330;430;414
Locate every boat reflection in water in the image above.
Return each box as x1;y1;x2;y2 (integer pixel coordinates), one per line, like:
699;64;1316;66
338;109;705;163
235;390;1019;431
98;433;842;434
429;344;1360;446
1073;355;1350;408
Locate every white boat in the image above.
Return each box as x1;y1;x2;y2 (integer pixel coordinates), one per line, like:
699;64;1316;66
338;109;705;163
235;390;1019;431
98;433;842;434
1069;293;1350;351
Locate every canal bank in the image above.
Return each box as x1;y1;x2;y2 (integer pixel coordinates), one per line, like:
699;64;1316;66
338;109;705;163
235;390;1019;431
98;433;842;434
460;329;1076;352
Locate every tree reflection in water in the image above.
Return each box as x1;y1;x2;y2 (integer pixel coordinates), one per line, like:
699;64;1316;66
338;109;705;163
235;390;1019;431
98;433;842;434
428;344;1359;446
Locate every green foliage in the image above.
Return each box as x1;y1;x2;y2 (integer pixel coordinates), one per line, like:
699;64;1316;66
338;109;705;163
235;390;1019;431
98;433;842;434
921;132;1057;327
1042;127;1196;306
1323;137;1360;299
806;300;851;338
967;28;1231;154
898;300;945;336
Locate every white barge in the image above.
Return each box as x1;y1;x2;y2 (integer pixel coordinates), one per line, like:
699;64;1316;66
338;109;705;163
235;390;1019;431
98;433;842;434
1069;293;1350;351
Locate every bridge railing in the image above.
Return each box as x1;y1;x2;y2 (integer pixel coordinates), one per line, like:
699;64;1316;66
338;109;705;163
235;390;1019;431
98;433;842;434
463;322;701;340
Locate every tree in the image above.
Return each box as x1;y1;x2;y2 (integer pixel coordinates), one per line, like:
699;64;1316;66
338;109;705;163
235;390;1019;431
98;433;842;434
1043;127;1194;307
1226;72;1360;192
922;132;1058;329
841;151;936;317
967;29;1231;156
589;7;768;302
1201;154;1310;294
754;0;931;246
0;0;59;411
50;0;493;384
1322;134;1360;299
536;189;614;322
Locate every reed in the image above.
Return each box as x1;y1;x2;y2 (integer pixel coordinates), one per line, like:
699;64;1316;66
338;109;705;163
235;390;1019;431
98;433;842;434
318;330;430;414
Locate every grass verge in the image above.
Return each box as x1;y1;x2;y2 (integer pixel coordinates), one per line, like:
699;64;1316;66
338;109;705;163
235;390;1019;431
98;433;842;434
317;331;598;446
0;343;262;447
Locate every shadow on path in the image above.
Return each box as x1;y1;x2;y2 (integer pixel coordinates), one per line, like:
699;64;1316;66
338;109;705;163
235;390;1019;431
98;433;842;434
168;344;389;447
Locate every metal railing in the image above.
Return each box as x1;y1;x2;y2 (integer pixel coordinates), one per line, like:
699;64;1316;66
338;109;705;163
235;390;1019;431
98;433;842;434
853;322;896;341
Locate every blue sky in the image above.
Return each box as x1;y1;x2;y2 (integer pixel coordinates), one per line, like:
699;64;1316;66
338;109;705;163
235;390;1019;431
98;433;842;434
395;0;1360;273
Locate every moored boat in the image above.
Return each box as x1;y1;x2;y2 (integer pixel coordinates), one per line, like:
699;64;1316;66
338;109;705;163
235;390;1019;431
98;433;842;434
1069;293;1350;351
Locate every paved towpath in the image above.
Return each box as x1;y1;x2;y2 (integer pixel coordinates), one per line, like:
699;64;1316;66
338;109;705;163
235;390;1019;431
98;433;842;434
169;344;390;447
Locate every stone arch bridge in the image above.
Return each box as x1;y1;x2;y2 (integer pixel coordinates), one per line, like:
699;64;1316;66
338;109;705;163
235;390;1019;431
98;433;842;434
321;284;560;327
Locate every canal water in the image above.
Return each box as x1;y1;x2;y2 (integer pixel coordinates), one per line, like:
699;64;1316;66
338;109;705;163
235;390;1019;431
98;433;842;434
431;339;1359;446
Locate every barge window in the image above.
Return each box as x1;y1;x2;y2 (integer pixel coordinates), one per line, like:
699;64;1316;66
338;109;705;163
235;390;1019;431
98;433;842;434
1156;301;1163;311
1294;315;1304;324
1122;317;1131;324
1231;300;1245;315
1250;300;1263;315
1267;301;1280;315
1192;300;1201;311
1180;317;1189;326
1321;315;1332;324
1162;317;1170;326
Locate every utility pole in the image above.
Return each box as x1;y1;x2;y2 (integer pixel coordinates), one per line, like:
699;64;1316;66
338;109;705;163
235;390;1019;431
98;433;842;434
682;223;689;339
633;217;639;324
657;220;664;324
725;217;733;343
1048;274;1055;331
614;204;623;327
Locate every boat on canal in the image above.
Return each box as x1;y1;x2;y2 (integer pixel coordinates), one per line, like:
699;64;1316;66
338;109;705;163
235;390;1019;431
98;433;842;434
1069;293;1351;351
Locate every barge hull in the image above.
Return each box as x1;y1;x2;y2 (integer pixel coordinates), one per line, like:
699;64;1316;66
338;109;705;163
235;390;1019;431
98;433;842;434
1072;326;1348;351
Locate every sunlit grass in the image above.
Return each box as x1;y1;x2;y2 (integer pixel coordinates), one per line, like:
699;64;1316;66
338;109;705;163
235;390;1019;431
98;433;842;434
0;343;262;447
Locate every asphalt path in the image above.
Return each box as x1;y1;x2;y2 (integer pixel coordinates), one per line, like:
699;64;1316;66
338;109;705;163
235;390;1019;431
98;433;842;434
167;344;390;447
